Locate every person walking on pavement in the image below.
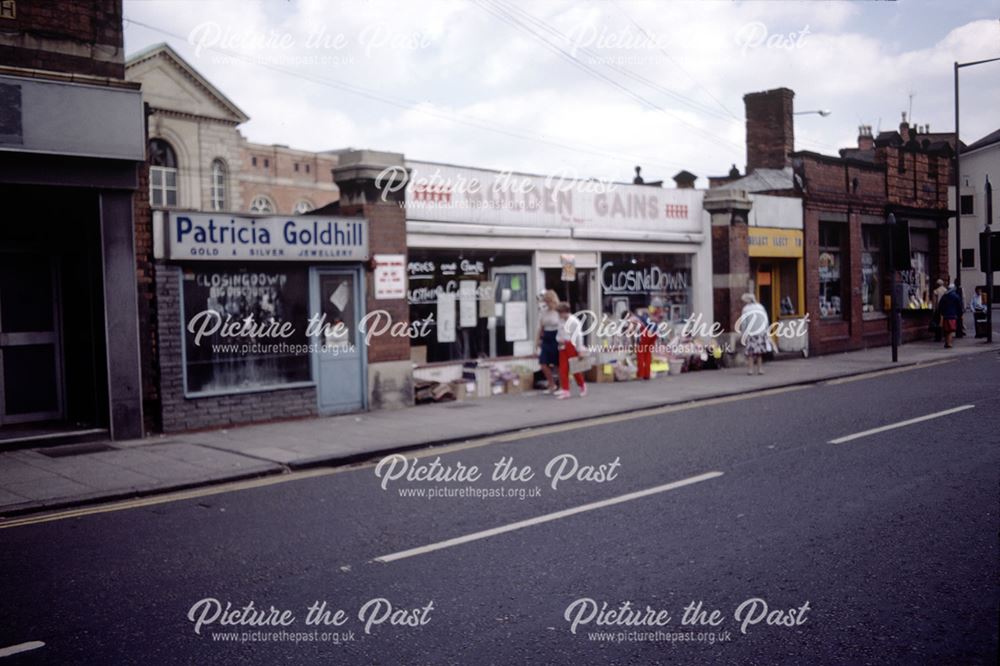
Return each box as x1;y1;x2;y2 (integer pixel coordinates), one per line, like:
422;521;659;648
632;308;659;381
938;283;964;348
536;290;561;393
739;293;772;376
932;278;948;342
555;302;587;399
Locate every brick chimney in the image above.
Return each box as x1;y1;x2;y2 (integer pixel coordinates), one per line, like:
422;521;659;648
899;112;910;142
857;125;874;151
744;87;794;171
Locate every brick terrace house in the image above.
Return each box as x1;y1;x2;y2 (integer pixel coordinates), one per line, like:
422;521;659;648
713;88;952;356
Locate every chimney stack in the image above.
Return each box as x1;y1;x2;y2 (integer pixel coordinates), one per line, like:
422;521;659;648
743;87;795;172
857;125;874;151
672;170;697;189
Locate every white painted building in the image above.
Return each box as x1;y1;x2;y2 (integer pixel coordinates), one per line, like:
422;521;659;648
951;129;1000;298
402;160;714;378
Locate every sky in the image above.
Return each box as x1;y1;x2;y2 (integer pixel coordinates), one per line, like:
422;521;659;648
123;0;1000;186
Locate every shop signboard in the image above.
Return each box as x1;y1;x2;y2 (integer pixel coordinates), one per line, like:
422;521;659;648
155;212;369;262
404;161;704;234
748;228;803;258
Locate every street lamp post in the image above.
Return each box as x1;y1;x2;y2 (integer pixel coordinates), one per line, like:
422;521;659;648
953;56;1000;338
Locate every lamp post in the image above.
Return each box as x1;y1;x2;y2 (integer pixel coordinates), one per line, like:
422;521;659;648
887;213;899;363
953;56;1000;338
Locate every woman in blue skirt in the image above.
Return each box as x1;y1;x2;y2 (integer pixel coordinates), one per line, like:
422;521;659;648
537;290;561;393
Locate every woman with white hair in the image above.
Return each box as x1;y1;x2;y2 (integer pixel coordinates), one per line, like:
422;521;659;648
739;293;772;376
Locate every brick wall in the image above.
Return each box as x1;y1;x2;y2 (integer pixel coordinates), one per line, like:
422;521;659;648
154;263;318;433
0;0;125;79
797;153;946;355
134;161;161;433
337;201;411;365
744;88;794;171
239;143;339;214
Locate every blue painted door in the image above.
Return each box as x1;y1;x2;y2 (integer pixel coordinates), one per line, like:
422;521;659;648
311;267;365;415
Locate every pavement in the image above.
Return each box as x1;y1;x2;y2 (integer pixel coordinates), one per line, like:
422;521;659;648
1;325;997;518
1;351;996;663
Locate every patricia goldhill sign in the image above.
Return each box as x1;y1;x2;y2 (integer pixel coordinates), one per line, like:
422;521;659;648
157;212;369;261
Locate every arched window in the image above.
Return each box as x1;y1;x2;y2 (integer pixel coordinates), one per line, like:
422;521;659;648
293;199;314;214
210;159;227;211
149;139;178;207
248;194;275;214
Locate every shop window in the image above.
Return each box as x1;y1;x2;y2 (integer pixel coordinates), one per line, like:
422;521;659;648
818;222;844;319
778;261;800;316
861;226;883;314
960;195;974;215
901;230;932;309
407;249;532;364
180;266;311;395
600;253;692;322
149;138;178;208
249;194;275;214
210;159;227;211
294;200;314;214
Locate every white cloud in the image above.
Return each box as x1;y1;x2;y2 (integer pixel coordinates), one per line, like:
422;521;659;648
124;1;1000;184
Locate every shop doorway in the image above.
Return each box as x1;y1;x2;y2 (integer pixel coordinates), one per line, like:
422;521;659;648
1;185;109;443
752;258;803;323
311;267;366;415
0;253;64;425
490;265;532;357
542;267;592;313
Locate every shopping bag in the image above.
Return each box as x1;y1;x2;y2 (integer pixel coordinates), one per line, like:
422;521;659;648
569;355;593;375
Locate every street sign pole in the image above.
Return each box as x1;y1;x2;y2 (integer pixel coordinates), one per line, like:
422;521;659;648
888;213;898;362
986;176;994;344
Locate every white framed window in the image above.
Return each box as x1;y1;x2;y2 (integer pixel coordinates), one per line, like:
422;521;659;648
149;139;178;208
293;200;314;214
249;194;275;214
210;159;227;211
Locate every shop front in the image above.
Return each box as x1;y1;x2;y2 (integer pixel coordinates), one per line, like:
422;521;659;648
0;74;146;444
403;161;712;392
152;211;369;431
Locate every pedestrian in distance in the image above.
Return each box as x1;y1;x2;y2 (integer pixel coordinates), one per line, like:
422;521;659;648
536;289;561;393
932;278;948;342
970;286;988;339
739;293;772;376
938;283;964;348
555;302;587;399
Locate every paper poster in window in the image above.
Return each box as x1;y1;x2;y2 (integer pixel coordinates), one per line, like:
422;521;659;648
504;301;528;341
437;292;456;343
478;290;494;319
459;280;477;328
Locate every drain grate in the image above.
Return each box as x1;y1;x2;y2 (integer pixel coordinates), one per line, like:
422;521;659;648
38;442;116;458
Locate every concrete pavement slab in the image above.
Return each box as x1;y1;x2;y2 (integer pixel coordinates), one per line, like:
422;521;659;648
1;338;995;517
